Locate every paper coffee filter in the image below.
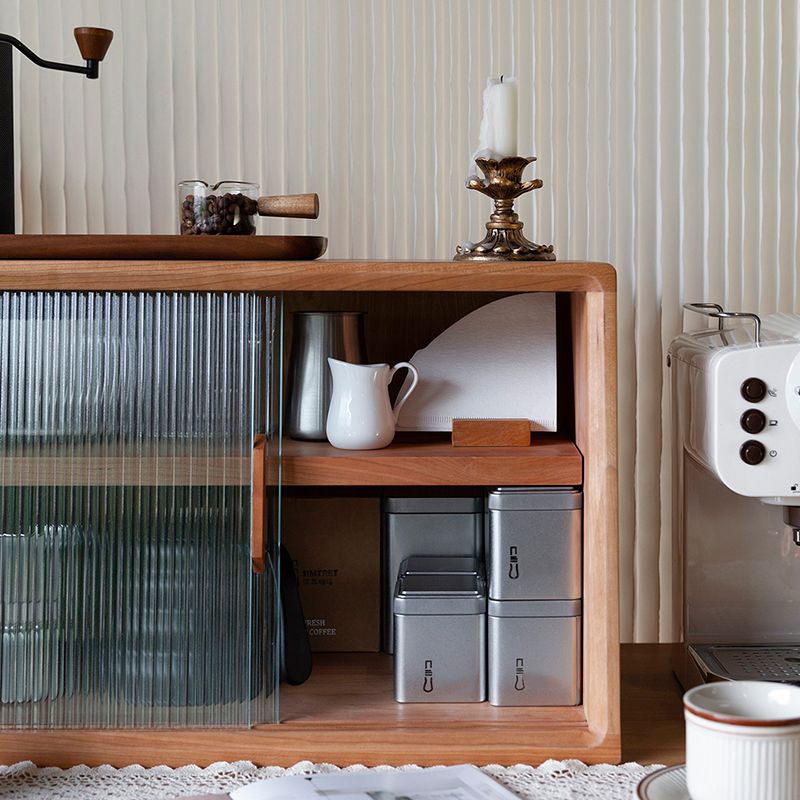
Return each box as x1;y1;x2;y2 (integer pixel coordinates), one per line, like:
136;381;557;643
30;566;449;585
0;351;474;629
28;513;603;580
395;293;557;432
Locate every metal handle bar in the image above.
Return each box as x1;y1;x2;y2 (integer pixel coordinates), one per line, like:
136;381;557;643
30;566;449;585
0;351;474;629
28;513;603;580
683;302;762;344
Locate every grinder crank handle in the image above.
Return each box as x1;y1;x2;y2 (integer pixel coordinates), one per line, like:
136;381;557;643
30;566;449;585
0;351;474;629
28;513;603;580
257;193;319;219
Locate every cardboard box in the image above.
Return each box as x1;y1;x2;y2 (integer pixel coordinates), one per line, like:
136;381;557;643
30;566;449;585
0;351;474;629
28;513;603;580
282;496;380;652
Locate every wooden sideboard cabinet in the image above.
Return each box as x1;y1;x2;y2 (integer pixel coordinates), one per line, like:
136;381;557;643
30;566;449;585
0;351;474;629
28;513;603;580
0;256;618;767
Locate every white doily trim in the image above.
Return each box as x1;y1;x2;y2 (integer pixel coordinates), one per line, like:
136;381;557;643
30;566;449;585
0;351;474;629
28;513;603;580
0;759;666;799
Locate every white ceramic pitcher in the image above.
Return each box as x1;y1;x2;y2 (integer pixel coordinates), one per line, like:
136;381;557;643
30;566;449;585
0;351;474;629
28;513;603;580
326;358;419;450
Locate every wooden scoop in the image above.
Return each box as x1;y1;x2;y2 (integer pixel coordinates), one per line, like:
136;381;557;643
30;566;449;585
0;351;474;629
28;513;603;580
257;193;319;219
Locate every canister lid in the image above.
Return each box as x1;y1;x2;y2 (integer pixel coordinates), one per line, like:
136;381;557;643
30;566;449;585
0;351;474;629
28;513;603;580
400;556;483;576
488;598;582;618
399;573;484;595
383;496;484;514
393;571;487;615
487;487;583;511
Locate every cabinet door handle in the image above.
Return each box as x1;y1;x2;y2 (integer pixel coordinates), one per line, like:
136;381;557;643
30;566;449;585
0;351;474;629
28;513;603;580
251;434;267;573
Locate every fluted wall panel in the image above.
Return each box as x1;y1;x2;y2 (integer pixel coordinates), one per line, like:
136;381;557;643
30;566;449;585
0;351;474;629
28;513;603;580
1;0;797;642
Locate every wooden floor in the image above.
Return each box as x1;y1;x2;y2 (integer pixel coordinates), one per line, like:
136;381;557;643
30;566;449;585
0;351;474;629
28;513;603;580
0;644;685;768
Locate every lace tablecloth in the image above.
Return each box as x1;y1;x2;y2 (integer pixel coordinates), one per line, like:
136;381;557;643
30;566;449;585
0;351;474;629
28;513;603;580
0;760;663;799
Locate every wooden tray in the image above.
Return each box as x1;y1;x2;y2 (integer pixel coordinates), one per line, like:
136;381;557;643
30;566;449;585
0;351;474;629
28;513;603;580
0;234;328;261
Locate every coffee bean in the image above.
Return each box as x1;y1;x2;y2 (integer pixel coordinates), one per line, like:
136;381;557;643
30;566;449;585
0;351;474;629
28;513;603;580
179;189;257;235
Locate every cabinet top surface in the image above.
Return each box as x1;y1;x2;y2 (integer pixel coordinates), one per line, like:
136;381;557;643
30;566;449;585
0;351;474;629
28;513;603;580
0;255;615;293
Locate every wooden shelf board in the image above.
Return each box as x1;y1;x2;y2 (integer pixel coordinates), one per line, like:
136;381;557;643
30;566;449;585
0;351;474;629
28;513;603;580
0;643;669;769
0;257;616;294
0;652;619;767
281;432;582;486
0;435;579;488
280;652;587;727
0;451;252;486
0;722;614;768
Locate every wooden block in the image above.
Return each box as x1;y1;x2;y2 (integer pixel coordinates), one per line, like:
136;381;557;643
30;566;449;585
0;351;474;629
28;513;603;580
451;418;531;447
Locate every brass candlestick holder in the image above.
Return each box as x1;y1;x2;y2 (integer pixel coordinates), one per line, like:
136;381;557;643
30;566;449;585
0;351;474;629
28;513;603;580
454;155;555;262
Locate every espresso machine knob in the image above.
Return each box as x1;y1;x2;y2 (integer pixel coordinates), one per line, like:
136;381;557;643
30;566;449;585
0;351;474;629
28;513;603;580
740;409;767;434
740;440;766;465
740;377;768;402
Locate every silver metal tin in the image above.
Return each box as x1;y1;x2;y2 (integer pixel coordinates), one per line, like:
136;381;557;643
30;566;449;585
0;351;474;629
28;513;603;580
488;600;581;706
487;488;582;601
394;569;486;616
399;556;482;576
382;496;483;653
384;497;484;514
393;570;486;703
487;487;583;511
394;614;486;703
287;311;366;441
487;598;582;617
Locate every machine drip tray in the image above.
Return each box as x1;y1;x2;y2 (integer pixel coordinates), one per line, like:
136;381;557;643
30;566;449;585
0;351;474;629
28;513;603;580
690;644;800;683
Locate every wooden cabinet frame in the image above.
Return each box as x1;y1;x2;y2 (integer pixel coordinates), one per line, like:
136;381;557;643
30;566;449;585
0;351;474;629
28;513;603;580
0;258;618;766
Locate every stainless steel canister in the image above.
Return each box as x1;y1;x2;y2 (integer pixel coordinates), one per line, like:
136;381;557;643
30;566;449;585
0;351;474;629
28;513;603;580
487;488;582;601
381;496;484;653
393;559;486;703
487;598;581;706
287;312;366;440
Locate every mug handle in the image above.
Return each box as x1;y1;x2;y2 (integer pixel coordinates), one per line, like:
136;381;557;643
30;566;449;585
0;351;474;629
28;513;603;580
389;361;419;422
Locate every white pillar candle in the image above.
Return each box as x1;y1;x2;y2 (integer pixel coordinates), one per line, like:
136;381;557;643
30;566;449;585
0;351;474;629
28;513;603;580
476;76;518;160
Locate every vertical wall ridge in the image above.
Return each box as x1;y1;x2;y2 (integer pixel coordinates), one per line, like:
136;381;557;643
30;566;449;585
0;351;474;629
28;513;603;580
0;1;794;641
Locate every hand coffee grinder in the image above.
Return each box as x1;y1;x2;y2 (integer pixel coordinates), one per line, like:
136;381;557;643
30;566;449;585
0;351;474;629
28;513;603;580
0;26;113;233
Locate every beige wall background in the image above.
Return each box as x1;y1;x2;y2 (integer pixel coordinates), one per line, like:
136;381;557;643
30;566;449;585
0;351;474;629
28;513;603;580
2;0;798;641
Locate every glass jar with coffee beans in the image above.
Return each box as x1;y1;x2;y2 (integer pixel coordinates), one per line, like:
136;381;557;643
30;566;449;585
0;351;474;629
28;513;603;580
178;180;259;235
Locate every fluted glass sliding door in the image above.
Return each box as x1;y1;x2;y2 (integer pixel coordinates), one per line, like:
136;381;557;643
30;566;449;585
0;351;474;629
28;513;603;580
0;292;280;727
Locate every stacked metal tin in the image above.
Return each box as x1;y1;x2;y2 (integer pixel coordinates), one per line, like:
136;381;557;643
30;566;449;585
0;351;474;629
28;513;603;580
392;556;486;703
386;489;583;706
486;488;582;706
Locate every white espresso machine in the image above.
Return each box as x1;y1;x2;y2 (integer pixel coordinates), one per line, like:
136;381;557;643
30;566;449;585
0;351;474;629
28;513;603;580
670;303;800;685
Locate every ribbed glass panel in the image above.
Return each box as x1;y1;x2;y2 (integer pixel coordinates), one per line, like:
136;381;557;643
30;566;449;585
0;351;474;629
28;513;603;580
0;292;279;727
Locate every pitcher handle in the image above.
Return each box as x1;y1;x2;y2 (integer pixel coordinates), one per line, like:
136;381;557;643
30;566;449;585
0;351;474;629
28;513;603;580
389;361;419;421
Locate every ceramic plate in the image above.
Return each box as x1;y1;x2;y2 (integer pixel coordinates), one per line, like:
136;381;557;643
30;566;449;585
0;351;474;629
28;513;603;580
633;765;688;800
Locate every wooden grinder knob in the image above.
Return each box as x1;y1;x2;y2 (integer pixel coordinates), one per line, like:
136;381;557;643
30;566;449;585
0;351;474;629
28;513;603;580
257;193;319;219
74;27;114;62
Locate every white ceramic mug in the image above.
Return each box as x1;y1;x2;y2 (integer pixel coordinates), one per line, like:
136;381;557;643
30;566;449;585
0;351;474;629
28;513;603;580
684;681;800;800
326;358;419;450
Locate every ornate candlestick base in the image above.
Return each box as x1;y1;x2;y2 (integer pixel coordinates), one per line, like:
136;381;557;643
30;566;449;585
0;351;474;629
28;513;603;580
454;155;555;262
